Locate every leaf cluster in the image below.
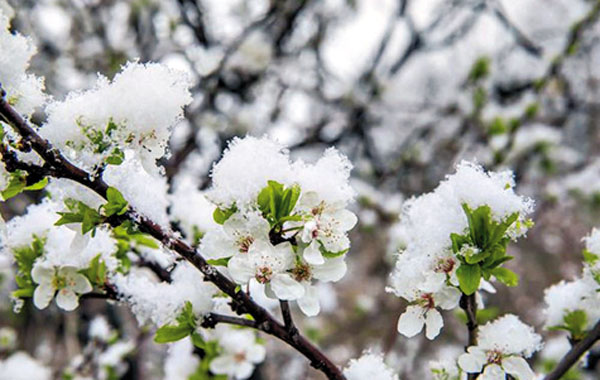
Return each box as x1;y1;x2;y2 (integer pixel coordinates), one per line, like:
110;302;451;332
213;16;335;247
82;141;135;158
453;204;519;295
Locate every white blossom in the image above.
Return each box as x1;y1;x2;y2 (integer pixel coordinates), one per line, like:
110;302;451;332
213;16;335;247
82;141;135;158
32;263;92;311
343;352;399;380
209;326;266;380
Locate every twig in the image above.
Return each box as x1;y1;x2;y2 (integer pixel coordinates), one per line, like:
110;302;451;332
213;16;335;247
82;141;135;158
460;293;478;380
544;320;600;380
280;300;296;334
201;313;258;329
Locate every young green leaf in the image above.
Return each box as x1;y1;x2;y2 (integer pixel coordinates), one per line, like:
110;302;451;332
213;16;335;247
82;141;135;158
213;204;237;225
104;187;128;216
490;267;519;287
456;264;481;295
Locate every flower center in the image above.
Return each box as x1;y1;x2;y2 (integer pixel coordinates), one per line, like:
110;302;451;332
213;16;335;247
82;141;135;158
292;262;312;282
52;275;67;289
487;350;503;365
255;266;273;284
420;293;435;309
234;352;247;363
435;257;455;274
238;236;254;253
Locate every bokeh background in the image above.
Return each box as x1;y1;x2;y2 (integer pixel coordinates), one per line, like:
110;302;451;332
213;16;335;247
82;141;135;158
2;0;600;378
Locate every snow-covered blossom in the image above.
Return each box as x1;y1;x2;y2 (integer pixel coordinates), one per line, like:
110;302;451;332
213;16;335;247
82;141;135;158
41;61;192;172
201;136;356;315
0;352;51;380
343;352;399;380
31;263;92;311
458;315;542;380
209;325;266;380
388;161;533;339
0;9;46;117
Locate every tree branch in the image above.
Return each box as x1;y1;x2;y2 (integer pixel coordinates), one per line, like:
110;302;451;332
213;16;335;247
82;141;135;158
544;320;600;380
280;300;297;334
460;293;478;380
201;313;258;329
0;90;346;380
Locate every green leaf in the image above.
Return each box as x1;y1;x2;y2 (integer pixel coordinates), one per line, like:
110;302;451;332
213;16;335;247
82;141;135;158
104;187;128;216
82;254;107;286
450;233;470;254
12;235;45;298
190;332;206;349
1;171;26;200
583;249;599;264
319;241;349;258
469;56;490;82
562;310;588;340
56;200;104;235
456;264;481;295
24;177;49;191
106;148;124;165
154;324;193;343
206;257;231;267
213;204;237;225
490;267;519;287
154;301;197;344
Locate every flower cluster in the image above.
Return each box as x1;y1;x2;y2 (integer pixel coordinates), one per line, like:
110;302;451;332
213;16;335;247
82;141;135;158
458;314;542;380
387;161;534;339
543;228;600;339
201;136;357;316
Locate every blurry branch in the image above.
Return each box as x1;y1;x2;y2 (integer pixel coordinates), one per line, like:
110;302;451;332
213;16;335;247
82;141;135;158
0;88;347;380
544;320;600;380
488;0;542;56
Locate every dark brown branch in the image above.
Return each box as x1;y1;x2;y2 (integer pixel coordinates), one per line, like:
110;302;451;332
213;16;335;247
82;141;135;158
0;90;345;380
280;300;296;334
459;293;478;380
201;313;258;329
544;320;600;380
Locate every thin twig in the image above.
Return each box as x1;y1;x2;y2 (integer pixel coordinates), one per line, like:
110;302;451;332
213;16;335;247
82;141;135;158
544;320;600;380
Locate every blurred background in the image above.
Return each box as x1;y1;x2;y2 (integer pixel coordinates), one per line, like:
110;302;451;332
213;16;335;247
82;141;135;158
2;0;600;378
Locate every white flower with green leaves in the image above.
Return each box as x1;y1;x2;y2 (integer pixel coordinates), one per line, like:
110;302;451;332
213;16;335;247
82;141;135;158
298;191;357;265
228;239;304;300
32;263;92;311
458;315;542;380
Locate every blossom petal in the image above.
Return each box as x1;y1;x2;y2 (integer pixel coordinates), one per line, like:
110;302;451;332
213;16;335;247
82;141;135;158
481;364;505;380
33;283;55;310
234;361;254;379
56;288;79;311
458;347;486;373
336;209;358;231
247;344;266;363
503;356;534;380
227;254;254;284
270;274;305;300
311;257;347;282
209;355;236;376
425;308;444;340
31;263;54;285
297;285;320;316
435;286;462;310
69;273;93;294
397;305;425;338
303;241;325;265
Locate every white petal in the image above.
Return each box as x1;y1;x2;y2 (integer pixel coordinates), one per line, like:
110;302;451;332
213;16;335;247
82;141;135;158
234;361;254;379
435;286;462;310
481;364;505;380
228;254;254;284
303;241;325;265
503;356;534;380
33;283;55;310
311;257;347;282
69;232;90;254
421;272;446;293
297;285;320;316
68;273;93;294
56;288;79;311
480;279;496;294
209;355;236;375
246;344;266;363
31;263;54;284
270;274;305;300
397;305;425;338
458;347;486;373
425;308;444;340
335;209;358;231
